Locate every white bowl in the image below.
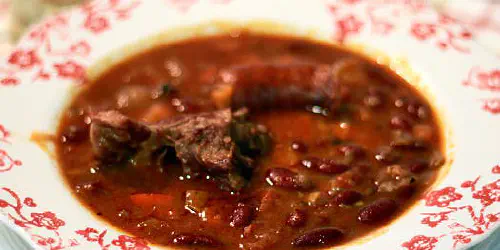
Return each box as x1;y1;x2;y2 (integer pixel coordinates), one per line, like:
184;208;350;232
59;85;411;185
0;0;499;249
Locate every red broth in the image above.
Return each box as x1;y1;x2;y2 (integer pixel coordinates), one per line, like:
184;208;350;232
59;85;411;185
56;34;445;249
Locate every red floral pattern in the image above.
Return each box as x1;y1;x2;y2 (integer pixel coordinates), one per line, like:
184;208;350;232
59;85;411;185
0;150;22;173
0;125;10;143
76;228;150;250
70;41;92;56
410;16;473;52
81;0;141;33
336;15;364;43
84;15;110;33
0;188;77;249
166;0;232;12
472;180;499;207
0;0;141;87
1;187;150;249
421;211;452;228
411;23;436;40
402;165;500;249
111;235;149;250
463;67;500;114
463;67;500;92
30;212;66;231
0;76;19;86
53;61;86;80
402;235;440;250
8;50;40;69
0;125;21;173
425;187;463;207
324;0;474;52
482;98;500;114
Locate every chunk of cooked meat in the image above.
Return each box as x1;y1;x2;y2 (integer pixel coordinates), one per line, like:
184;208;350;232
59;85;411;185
155;109;236;173
375;165;415;193
90;109;271;190
211;63;340;110
90;110;153;163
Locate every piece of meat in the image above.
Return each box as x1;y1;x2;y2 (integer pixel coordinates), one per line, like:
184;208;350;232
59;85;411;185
375;165;415;193
212;63;340;110
90;110;152;163
154;109;235;173
90;109;271;190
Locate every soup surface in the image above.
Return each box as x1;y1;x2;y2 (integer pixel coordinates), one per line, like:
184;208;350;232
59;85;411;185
56;34;445;249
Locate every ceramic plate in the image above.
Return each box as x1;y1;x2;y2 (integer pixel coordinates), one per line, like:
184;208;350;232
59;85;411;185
0;0;499;249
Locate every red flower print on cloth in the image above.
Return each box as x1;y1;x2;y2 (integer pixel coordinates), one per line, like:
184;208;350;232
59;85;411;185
402;235;440;250
402;165;500;249
76;227;150;250
8;50;40;69
53;61;86;80
84;15;110;33
0;150;22;173
411;23;436;40
425;187;463;207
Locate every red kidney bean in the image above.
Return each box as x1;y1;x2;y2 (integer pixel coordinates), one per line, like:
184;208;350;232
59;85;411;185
301;158;348;175
172;233;220;247
395;98;428;120
357;198;398;224
390;116;411;130
291;140;308;153
338;145;365;159
375;146;400;164
407;101;428;120
230;203;255;227
410;161;428;173
286;209;307;227
291;227;344;247
266;168;313;190
332;190;363;206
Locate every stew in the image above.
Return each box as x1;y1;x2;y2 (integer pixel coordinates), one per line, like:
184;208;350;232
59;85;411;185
56;33;445;249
